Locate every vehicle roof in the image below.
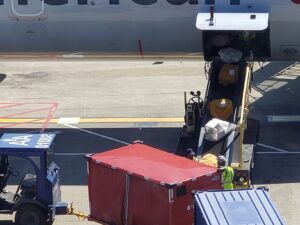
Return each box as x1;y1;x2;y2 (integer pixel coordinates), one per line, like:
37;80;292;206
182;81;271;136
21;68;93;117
194;188;286;225
0;133;55;153
90;143;217;186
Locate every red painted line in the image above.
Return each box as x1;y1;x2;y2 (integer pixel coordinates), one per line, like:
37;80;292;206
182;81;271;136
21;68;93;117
292;0;300;4
21;102;59;105
0;106;54;119
0;102;58;131
41;103;58;133
138;40;144;58
0;103;26;110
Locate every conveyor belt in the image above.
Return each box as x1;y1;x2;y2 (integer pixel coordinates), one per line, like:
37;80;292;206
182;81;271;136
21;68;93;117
197;59;248;166
175;59;257;187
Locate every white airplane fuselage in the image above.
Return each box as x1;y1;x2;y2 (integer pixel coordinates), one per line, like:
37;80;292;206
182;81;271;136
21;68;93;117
0;0;300;61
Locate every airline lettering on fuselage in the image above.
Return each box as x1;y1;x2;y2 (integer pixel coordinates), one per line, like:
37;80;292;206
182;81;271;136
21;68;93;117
0;0;198;6
130;0;198;5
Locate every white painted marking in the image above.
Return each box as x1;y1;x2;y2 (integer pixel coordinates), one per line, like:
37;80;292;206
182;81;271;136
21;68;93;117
257;152;300;154
26;130;44;134
62;54;84;58
257;143;288;153
268;115;300;123
64;124;129;145
57;117;80;124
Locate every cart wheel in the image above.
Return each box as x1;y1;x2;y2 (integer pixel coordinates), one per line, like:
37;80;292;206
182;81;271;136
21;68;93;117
15;205;47;225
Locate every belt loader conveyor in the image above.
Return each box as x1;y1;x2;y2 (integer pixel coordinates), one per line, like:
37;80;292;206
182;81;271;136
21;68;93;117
176;59;259;188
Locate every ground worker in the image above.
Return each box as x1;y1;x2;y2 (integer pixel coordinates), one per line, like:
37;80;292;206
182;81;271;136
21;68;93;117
0;156;8;193
217;155;234;190
186;148;204;164
186;148;196;160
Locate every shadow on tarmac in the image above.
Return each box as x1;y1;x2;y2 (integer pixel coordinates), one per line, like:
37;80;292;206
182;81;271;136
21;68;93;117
0;74;6;83
251;62;300;184
0;221;13;225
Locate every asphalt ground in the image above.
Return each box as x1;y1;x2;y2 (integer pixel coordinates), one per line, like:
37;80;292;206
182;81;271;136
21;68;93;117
0;60;299;224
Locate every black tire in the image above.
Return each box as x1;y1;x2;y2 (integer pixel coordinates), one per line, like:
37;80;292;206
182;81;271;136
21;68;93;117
15;205;48;225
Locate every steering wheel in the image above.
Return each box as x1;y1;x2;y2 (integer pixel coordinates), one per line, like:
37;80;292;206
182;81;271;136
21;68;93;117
13;176;24;202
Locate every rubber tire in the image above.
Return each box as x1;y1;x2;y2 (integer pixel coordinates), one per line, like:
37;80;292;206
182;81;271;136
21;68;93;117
15;205;47;225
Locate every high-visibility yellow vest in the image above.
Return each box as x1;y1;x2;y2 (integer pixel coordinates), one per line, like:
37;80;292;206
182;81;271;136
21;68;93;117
222;166;234;190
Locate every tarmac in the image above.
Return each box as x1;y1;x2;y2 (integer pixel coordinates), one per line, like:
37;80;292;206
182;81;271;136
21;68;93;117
0;59;299;225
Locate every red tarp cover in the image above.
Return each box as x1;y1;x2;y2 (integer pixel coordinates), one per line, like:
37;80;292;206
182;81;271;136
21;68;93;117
88;164;125;225
88;143;222;225
90;143;216;185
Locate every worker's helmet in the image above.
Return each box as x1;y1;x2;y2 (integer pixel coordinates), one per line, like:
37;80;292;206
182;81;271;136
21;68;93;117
217;155;227;167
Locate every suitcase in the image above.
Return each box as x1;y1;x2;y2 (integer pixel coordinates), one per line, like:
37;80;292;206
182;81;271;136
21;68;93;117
218;64;240;86
199;153;218;167
209;98;233;121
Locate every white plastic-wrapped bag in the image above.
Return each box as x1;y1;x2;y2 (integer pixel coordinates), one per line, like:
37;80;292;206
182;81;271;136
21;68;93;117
204;118;236;142
218;48;243;63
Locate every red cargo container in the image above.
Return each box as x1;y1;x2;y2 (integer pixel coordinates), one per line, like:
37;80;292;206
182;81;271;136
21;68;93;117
87;143;222;225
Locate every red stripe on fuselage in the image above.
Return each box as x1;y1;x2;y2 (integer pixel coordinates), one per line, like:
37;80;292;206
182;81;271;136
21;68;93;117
291;0;300;4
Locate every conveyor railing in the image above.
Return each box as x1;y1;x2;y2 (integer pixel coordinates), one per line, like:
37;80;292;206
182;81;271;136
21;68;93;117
238;64;252;168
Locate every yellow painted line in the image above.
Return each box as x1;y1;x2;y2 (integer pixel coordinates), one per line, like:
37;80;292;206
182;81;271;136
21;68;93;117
0;117;184;124
79;118;184;123
0;118;58;123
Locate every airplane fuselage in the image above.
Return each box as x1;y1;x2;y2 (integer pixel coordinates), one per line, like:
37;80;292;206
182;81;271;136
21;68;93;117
0;0;299;60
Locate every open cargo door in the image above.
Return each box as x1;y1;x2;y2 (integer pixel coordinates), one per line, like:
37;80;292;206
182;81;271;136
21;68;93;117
197;0;271;60
196;0;270;31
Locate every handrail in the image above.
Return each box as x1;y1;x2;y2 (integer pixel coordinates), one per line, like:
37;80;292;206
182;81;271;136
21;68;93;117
10;0;47;20
239;64;252;168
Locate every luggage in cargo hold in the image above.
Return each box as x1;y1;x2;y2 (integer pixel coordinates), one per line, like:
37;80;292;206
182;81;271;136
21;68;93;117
218;48;243;64
87;143;222;225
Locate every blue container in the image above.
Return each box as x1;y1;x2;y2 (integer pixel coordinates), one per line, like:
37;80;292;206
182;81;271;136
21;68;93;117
194;188;286;225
